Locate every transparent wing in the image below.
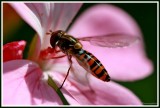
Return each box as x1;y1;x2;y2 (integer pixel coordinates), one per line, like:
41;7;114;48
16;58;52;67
70;57;92;87
78;33;141;48
62;57;95;92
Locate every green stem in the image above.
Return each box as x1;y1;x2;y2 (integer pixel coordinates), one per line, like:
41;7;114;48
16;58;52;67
47;75;69;105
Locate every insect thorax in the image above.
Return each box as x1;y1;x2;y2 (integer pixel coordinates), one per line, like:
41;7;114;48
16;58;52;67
57;35;82;55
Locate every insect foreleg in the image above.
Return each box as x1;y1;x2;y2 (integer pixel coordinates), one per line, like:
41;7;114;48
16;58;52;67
50;55;66;59
59;55;72;89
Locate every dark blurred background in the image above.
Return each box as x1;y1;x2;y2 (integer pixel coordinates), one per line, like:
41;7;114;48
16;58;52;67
3;3;157;105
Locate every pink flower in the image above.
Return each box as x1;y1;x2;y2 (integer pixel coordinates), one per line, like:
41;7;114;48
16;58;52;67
3;3;153;105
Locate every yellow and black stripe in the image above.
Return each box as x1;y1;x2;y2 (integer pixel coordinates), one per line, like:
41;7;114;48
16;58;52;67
75;49;110;82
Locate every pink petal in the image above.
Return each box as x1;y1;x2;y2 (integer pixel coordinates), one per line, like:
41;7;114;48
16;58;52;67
9;2;50;49
3;40;26;62
9;3;43;40
69;4;153;81
49;3;82;31
52;72;142;105
42;3;82;49
25;3;50;32
49;57;141;105
3;60;62;105
9;3;82;49
87;76;142;105
48;72;80;105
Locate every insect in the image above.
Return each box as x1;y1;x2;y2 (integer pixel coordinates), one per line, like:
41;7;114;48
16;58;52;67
47;30;140;89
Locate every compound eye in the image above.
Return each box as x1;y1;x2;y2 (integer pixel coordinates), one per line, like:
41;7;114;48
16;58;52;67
50;34;57;48
50;31;60;47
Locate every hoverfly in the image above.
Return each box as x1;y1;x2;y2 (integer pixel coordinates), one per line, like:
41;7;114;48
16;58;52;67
46;30;139;89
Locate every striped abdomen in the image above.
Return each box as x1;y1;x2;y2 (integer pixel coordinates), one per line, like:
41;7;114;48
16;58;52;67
73;49;110;82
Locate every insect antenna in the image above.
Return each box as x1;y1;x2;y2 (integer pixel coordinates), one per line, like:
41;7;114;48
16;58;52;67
46;32;51;35
46;29;53;35
59;55;72;89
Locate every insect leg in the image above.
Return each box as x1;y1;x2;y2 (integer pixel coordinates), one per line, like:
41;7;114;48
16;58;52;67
50;55;66;59
59;55;72;89
39;47;66;60
55;47;62;53
50;46;66;59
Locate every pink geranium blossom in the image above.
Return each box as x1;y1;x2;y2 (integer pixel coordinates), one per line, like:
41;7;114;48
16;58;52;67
3;3;153;105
